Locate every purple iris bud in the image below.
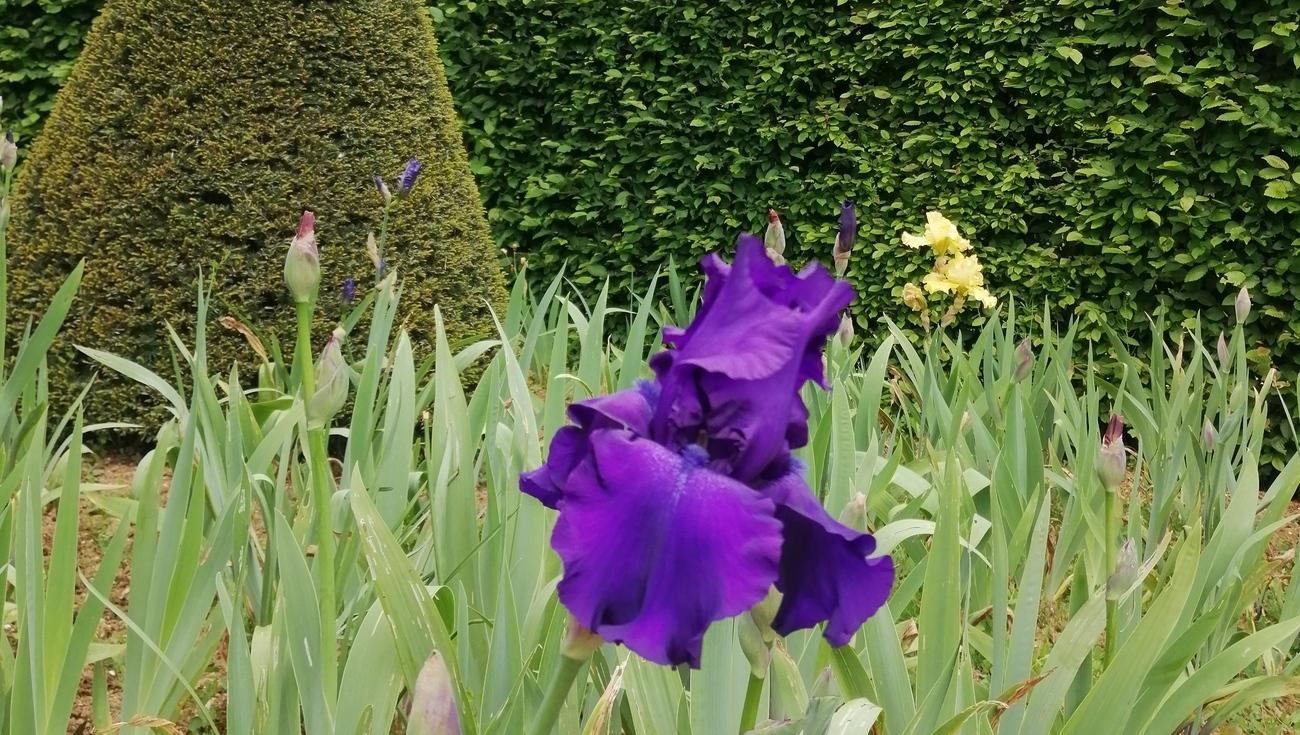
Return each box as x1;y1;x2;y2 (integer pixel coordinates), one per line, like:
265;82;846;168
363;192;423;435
834;200;856;275
521;236;894;667
836;200;856;252
397;157;423;196
341;277;356;307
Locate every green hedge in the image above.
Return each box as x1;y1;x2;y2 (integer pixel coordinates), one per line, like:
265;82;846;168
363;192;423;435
0;0;99;142
440;0;1300;346
7;1;1300;367
7;0;505;431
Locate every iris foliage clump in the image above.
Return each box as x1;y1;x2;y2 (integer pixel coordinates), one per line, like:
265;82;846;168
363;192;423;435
0;118;1298;734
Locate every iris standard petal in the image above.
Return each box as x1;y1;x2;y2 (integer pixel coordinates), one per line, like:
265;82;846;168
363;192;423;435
568;382;657;434
760;469;895;646
551;431;783;667
520;384;657;508
655;244;807;381
651;236;852;480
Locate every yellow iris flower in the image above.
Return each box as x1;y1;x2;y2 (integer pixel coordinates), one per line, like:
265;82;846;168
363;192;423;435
921;253;998;309
901;211;972;257
901;282;927;312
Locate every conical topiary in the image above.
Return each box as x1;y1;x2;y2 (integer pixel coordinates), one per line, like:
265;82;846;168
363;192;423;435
7;0;506;432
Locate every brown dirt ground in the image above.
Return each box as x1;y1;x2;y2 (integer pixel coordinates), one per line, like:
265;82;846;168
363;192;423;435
57;458;132;734
52;456;229;735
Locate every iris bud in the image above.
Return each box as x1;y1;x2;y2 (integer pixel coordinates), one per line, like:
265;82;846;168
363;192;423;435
1014;338;1033;382
1105;539;1138;600
809;666;834;698
1235;286;1251;324
1097;414;1126;492
837;492;867;531
1216;333;1229;368
560;615;603;661
284;211;320;304
366;231;381;271
741;587;782;677
764;208;786;256
837;314;855;348
0;131;16;172
398;157;423;197
407;651;461;735
307;328;349;428
833;200;856;276
768;642;808;722
1203;420;1217;452
738;614;772;677
341;277;356;307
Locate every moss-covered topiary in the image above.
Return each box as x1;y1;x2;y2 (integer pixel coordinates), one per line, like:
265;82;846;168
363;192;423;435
8;0;506;432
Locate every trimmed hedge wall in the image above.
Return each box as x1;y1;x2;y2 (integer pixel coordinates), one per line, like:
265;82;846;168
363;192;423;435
7;0;506;431
439;1;1300;353
7;1;1300;380
0;0;99;142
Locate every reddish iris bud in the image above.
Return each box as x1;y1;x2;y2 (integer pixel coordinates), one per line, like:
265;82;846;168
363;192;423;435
284;210;320;304
1097;414;1126;492
764;207;786;257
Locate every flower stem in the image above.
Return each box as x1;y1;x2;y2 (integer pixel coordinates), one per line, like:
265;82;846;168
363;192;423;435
1;167;12;381
293;299;339;705
294;301;316;396
738;672;764;734
526;655;584;735
1103;487;1118;667
375;204;393;283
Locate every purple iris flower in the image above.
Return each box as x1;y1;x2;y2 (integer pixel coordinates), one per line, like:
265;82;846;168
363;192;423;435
341;277;356;307
521;235;894;667
397;158;423;196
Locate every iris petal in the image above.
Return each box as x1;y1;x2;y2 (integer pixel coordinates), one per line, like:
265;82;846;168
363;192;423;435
652;236;853;480
760;469;895;646
552;430;782;666
521;384;656;508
